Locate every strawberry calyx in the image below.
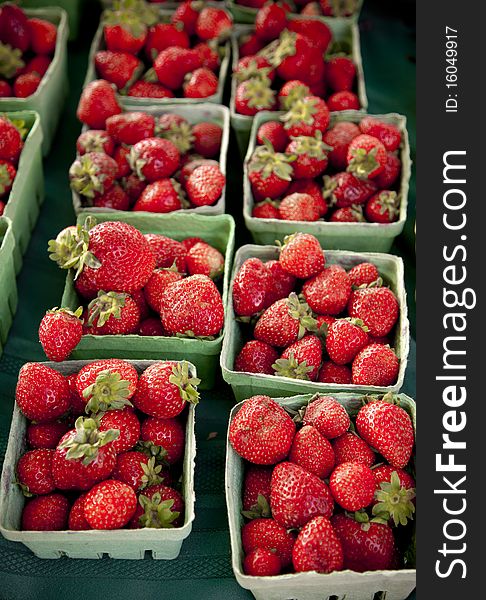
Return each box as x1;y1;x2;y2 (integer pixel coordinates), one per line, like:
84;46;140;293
249;139;295;181
139;456;165;489
273;353;314;380
354;277;383;290
48;217;101;279
59;416;120;465
322;174;338;204
168;361;201;405
279;83;311;111
344;317;369;333
69;154;109;199
242;76;276;110
241;494;272;520
156;120;194;155
136;440;169;466
88;290;128;328
0;163;15;195
235;60;273;84
83;369;134;414
79;131;113;154
347;146;380;180
351;509;389;530
373;190;400;217
142;67;158;84
46;306;84;320
281;96;319;131
0;42;24;79
267;30;298;67
372;470;416;527
290;131;332;160
137;494;180;529
1;115;28;139
285;292;317;339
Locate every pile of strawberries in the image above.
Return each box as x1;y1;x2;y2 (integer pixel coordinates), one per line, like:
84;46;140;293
0;2;57;98
15;359;198;531
92;0;232;100
248;103;402;223
0;115;28;216
71;105;226;212
230;393;415;575
41;217;225;361
234;7;360;117
233;233;400;387
235;0;360;18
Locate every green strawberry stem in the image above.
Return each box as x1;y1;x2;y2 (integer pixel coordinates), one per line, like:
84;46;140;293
138;494;180;529
59;416;119;465
83;370;134;414
241;494;272;520
273;353;313;380
169;361;201;405
372;470;416;527
140;457;165;490
88;290;128;328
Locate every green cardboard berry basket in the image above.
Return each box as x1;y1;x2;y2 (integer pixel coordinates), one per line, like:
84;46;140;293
20;0;81;40
0;359;197;559
231;19;367;156
60;212;235;389
72;103;230;217
243;110;411;252
84;4;231;109
0;8;69;155
225;391;416;600
0;217;18;357
2;111;44;273
220;244;410;402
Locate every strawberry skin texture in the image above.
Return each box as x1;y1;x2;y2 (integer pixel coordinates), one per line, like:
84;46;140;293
289;425;335;478
77;79;122;129
332;432;376;467
140;416;185;465
244;548;282;576
17;449;55;495
277;334;322;381
279;192;321;221
154;47;202;90
39;310;83;362
144;269;183;313
84;479;137;530
133;179;182;213
112;451;151;491
144;234;187;272
133;361;187;419
254;298;302;348
22;493;69;531
352;344;400;387
324;122;360;170
257;121;289;152
292;516;343;573
89;294;140;335
76;359;138;402
69;494;91;530
374;151;401;188
303;395;350;439
229;395;295;465
360;117;402;152
16;363;70;423
264;260;296;305
0;116;23;163
279;233;325;279
192;122;222;158
241;518;295;568
233;257;271;317
302;265;351;316
326;318;369;365
106;112;155;145
243;465;273;512
186;242;224;279
329;461;376;511
235;340;279;375
348;286;399;337
183;67;219;99
317;361;352;385
270;462;334;528
186;164;225;207
99;409;140;454
348;262;380;287
26;421;69;450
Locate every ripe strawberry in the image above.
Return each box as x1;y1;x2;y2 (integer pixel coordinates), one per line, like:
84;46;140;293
326;56;356;92
144;268;182;312
347;134;387;180
84;479;137;529
130;483;184;528
132;288;151;321
256;121;288;152
289;425;335;478
13;72;41;98
292;516;343;573
133;361;200;419
348;262;380;288
348;286;399;337
288;17;332;53
133;179;183;213
76;80;122;129
356;399;414;468
183;67;218;98
145;23;190;60
145;234;187;271
279;192;321;221
372;466;416;526
279;232;324;279
329;461;376;511
285;133;330;180
235;78;276;116
103;11;148;54
99;409;140;453
39;307;83;362
352;344;399;387
332;432;376;467
278;80;311;111
186;164;225;206
112;451;163;491
171;0;200;36
139;318;166;336
303;395;350;439
302;265;351;315
93;183;131;210
360;117;402;152
140;416;185;465
69;494;91;530
76;130;115;156
154;47;202;90
192;122;222;158
111;144;132;179
317;361;352;384
282;95;330;138
330;205;365;222
0;116;22;162
181;236;204;251
323;121;360;170
52;417;119;490
244;548;281;576
241;518;295;567
194;41;220;71
287;179;327;217
129;137;180;181
0;80;12;97
0;3;30;52
271;462;334;528
327;91;360;111
69;151;118;199
21;493;69;531
180;158;219;188
17;449;55;496
332;513;395;572
186;242;224;279
366;190;400;223
274;31;317;83
235;340;279;375
195;7;232;41
274;334;322;380
324;172;377;208
127;80;175;98
259;261;293;306
252;199;280;219
156;112;193;153
255;2;287;41
16;363;70;423
373;151;401;188
26;421;69;450
0;159;16;197
235;55;275;84
229;395;295;464
87;291;140;335
249;141;294;200
326;318;369;365
94;51;142;90
106;112;155;145
21;54;51;77
242;465;273;514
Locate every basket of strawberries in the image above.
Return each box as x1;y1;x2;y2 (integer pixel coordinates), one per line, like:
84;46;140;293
0;216;17;356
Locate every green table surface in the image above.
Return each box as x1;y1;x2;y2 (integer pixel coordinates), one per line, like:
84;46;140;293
0;1;416;598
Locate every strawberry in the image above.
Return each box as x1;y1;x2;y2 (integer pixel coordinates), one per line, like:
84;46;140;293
185;163;225;206
255;2;287;41
374;151;401;188
16;363;70;423
279;192;320;222
242;465;273;514
26;421;69;450
270;462;334;528
77;80;122;129
241;518;295;568
0;116;22;162
154;47;202;90
252;199;280;219
106;112;155;145
248;140;294;200
194;42;220;71
278;80;311;111
274;334;322;380
133;179;183;213
235;340;279;375
130;483;183;528
324;172;377;208
372;467;416;527
99;409;140;453
326;56;356;92
87;291;140;335
21;493;69;531
145;234;187;271
69;152;118;199
256;121;288;152
69;494;91;530
348;286;399;337
366;190;400;223
273;31;317;83
359;117;401;152
347;134;387;180
282;95;330;138
332;513;395;572
195;7;232;41
84;479;137;529
17;449;55;496
332;432;376;467
144;268;183;312
140;416;185;464
244;548;281;576
352;344;399;387
0;159;16;197
330;205;365;222
105;146;130;180
329;461;376;511
302;265;352;315
239;32;264;57
287;179;327;217
235;55;275;84
183;67;218;98
192;122;222;158
52;417;119;490
235;77;276;116
39;307;83;362
94;50;142;90
139;318;166;336
171;1;200;36
103;11;148;54
327;91;360;111
326;318;369;365
285;132;330;179
156;113;194;154
229;395;295;464
232;258;272;319
186;242;224;279
317;361;352;384
0;3;30;53
129;137;180;182
348;262;380;287
303;395;350;439
127;80;175;98
13;72;41;97
20;55;51;77
292;516;343;573
323;121;360;170
94;182;131;210
264;259;296;305
145;23;190;60
289;425;335;479
0;80;12;97
181;236;204;251
180;158;219;188
278;232;324;278
112;451;163;491
133;361;200;418
356;399;414;468
76;130;115;156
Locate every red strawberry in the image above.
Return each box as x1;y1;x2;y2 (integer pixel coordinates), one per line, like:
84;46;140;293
181;236;204;251
356;399;414;468
154;47;202;90
256;121;288;152
332;432;376;467
17;449;55;496
185;163;225;206
139;318;166;336
279;192;320;222
332;513;395;572
229;395;295;465
326;56;356;92
195;7;232;41
365;190;400;223
352;344;399;387
347;134;387;180
106;112;155;145
112;451;163;491
302;265;351;315
130;483;184;528
255;2;287;41
129;137;180;182
359;117;402;152
194;42;220;71
235;340;279;375
0;80;12;97
127;80;175;99
239;32;264;57
140;416;185;465
274;334;322;381
99;409;141;453
93;182;130;210
235;55;275;84
235;78;276;116
69;494;91;530
13;72;41;98
327;91;360;111
278;80;311;111
69;152;118;199
329;461;376;511
0;116;22;162
192;122;222;158
180;158;219;188
242;465;273;514
244;548;281;576
348;262;380;287
317;361;352;384
279;232;324;279
76;80;122;129
84;479;137;529
144;234;187;271
330;205;365;222
285;132;330;180
303;395;350;439
171;1;200;36
186;242;224;279
292;516;343;573
183;67;218;98
289;425;335;479
21;54;51;77
282;95;330;137
241;518;295;568
94;50;142;90
103;12;148;54
38;308;83;362
264;259;296;305
324;172;377;208
271;462;334;528
348;286;399;337
26;421;69;450
16;363;70;423
326;318;369;365
287;179;327;217
323;121;360;170
144;268;183;312
288;17;332;53
274;32;318;83
76;130;115;156
372;466;416;526
0;3;30;52
22;493;69;531
0;159;16;198
133;361;199;418
248;140;293;200
252;199;280;219
133;179;183;213
374;151;401;188
87;291;140;335
145;23;190;60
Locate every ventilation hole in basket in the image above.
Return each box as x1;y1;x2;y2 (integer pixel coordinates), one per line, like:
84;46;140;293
374;593;387;600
